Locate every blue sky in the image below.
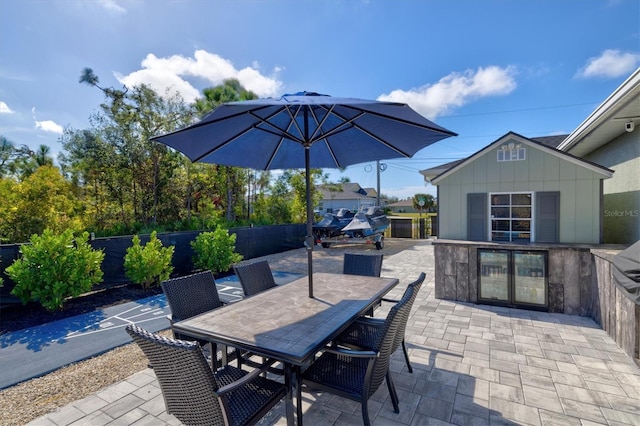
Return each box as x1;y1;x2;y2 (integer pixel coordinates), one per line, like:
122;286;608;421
1;0;639;199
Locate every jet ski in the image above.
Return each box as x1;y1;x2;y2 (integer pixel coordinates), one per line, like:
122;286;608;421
312;208;355;238
342;206;390;238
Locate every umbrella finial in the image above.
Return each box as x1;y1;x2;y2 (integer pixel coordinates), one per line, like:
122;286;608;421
284;91;330;97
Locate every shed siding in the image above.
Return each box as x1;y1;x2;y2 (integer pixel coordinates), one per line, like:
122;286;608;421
438;138;606;244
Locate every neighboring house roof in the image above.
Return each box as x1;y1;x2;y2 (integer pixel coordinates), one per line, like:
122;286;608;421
362;187;378;197
388;199;414;207
430;131;614;185
557;67;640;157
318;182;377;200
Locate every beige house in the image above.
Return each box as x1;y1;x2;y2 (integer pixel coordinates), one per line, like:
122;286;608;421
430;132;613;244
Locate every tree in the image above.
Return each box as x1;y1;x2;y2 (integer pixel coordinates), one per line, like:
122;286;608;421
192;79;258;222
9;165;86;242
75;68;194;230
0;136;37;179
413;193;435;215
0;177;19;243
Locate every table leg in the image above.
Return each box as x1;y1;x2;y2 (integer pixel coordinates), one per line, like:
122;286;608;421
284;363;295;426
294;365;303;425
219;344;227;366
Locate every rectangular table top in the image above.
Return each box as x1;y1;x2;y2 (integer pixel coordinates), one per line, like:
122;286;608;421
172;272;399;365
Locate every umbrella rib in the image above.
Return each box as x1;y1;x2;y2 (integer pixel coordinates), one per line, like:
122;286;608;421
151;104;274;140
284;105;307;144
349;106;457;136
190;110;301;163
248;108;305;144
306;104;337;142
306;107;365;144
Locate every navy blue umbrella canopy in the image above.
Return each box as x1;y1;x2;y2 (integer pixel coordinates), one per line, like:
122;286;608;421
154;92;456;169
152;92;456;296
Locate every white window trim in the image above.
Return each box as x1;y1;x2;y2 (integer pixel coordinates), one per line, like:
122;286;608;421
497;146;526;162
487;192;535;242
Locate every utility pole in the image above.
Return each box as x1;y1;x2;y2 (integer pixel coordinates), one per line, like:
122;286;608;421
376;160;380;206
376;160;387;206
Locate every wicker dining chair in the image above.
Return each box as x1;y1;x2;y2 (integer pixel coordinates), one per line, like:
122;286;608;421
161;271;232;367
233;260;286;374
126;325;286;426
343;253;383;277
335;272;426;373
234;260;277;297
344;253;384;316
300;284;415;426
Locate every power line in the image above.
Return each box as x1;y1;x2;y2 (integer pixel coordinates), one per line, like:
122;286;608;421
440;102;599;119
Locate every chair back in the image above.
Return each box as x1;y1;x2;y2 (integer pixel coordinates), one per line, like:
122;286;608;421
161;271;223;322
126;325;226;425
343;253;383;277
391;272;426;353
234;260;277;297
367;284;415;396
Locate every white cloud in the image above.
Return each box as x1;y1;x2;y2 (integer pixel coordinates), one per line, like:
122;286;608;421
377;66;518;119
98;0;126;14
116;50;283;103
0;101;14;114
35;120;64;134
577;49;640;79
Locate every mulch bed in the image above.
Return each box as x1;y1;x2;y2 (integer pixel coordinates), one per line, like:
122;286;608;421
0;284;164;334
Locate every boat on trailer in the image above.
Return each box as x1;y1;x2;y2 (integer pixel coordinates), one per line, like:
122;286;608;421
312;208;355;239
317;206;389;250
342;206;390;238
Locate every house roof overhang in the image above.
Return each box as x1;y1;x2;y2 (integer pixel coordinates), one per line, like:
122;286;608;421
557;68;640;157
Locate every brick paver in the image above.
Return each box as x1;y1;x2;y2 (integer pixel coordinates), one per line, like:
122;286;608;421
27;240;640;425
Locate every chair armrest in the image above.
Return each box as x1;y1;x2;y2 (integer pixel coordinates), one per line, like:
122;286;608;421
216;358;278;395
322;346;378;359
352;317;384;326
380;297;399;303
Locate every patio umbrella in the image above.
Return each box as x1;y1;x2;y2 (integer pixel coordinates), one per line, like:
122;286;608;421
152;92;456;297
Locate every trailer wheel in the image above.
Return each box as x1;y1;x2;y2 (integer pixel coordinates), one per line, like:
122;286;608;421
375;237;384;250
322;242;331;248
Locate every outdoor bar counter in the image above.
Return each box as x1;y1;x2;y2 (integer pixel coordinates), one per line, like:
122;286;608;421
433;239;639;365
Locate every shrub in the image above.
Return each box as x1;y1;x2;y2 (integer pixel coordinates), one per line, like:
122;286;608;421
124;231;174;289
191;226;243;274
5;229;105;311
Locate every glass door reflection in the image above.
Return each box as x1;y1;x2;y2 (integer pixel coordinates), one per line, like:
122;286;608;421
514;252;547;305
479;250;509;301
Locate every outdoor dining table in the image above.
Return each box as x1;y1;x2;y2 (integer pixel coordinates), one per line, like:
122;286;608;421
172;271;399;426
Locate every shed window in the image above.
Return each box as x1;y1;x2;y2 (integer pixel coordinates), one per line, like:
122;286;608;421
497;147;526;162
490;192;532;242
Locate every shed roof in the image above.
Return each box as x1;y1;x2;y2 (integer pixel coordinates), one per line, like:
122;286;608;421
430;131;614;185
420;134;569;182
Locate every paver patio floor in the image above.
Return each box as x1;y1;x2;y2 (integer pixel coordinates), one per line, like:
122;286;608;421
28;240;640;425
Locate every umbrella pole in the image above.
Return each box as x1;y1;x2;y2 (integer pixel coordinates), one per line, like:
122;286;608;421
305;146;314;298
